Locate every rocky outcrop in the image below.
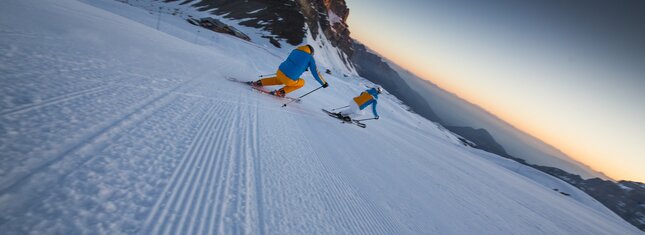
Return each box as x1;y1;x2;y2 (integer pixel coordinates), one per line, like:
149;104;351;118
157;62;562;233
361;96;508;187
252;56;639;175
316;0;353;55
196;17;250;41
295;0;353;63
181;0;306;46
446;126;510;157
174;0;353;57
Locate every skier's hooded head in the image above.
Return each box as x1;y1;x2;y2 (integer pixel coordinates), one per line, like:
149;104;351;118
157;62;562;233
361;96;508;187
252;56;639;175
297;44;314;55
367;87;380;99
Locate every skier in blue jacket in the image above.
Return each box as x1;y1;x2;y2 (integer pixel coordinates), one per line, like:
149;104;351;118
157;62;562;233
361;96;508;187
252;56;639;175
337;87;381;121
249;44;328;97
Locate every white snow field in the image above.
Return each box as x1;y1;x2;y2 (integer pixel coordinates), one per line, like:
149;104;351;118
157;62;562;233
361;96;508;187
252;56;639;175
0;0;641;234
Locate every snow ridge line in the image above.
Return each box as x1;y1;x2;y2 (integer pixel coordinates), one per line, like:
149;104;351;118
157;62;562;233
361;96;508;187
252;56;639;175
179;103;233;235
0;79;197;225
190;103;233;235
145;101;253;234
250;105;266;235
207;103;245;235
144;103;223;234
211;104;244;234
0;85;112;116
140;102;214;233
226;103;259;235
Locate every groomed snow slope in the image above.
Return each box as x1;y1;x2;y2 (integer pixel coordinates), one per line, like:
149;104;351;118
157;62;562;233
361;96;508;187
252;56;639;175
0;0;641;234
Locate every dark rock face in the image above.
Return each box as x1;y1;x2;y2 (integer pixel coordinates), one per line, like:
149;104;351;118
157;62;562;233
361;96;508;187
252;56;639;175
176;0;306;46
172;0;353;57
295;0;353;63
198;17;250;41
319;0;353;55
446;126;510;157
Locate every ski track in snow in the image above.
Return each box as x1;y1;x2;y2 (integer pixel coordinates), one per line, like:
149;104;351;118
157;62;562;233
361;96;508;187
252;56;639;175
144;101;254;235
0;0;642;234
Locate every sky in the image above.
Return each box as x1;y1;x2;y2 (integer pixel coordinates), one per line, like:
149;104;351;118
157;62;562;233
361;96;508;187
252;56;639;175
345;0;645;182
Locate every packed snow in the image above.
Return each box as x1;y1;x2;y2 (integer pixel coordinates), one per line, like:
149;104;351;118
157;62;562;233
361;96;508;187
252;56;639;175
0;0;641;234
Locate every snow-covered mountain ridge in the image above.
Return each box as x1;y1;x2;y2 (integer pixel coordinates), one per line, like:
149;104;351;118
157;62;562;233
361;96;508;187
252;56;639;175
0;0;641;234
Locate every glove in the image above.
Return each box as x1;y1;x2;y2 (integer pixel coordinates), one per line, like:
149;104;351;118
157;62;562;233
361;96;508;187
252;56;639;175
322;82;329;88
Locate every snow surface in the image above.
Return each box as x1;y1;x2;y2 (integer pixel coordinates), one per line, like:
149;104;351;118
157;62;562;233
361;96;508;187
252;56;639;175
0;0;642;234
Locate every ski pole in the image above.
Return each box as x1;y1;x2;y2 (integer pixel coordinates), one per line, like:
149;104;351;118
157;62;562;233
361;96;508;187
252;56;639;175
258;73;276;78
282;85;323;107
331;105;350;111
354;117;378;122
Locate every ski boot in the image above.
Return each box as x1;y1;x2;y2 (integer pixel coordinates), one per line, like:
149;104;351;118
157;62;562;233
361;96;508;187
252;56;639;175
335;113;351;122
247;80;262;87
270;88;286;97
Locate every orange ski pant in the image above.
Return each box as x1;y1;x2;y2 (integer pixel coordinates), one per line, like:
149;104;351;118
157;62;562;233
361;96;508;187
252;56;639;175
259;69;305;94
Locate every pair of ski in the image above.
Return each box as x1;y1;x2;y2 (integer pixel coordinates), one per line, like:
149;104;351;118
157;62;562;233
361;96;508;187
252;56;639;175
227;76;365;128
226;77;301;102
322;109;367;128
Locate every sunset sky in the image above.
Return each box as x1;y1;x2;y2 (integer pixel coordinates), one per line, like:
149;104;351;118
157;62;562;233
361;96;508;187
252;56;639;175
345;0;645;182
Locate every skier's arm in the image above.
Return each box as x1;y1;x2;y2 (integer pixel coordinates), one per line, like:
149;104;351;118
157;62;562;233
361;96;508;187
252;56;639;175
308;59;327;86
371;100;379;118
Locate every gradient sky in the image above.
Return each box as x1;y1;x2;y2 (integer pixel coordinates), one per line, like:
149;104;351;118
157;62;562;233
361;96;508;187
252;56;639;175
345;0;645;182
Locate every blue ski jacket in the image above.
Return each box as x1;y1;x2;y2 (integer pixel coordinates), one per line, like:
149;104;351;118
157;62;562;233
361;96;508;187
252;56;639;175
278;46;326;86
353;88;379;117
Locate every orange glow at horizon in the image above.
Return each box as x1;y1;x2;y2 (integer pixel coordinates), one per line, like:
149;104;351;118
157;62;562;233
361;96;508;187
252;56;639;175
425;69;631;181
427;69;632;181
425;68;629;181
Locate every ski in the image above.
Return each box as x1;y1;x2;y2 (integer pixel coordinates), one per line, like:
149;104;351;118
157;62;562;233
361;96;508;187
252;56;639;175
226;76;301;102
322;109;366;128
